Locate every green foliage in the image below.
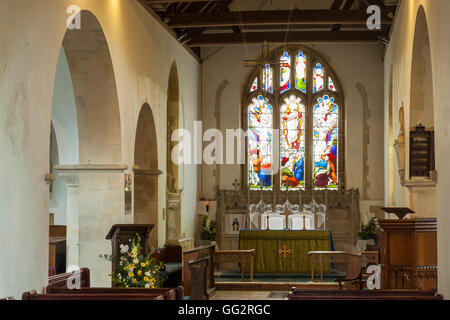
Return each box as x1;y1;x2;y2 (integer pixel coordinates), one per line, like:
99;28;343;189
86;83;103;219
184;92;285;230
357;217;377;240
200;216;216;240
100;233;163;288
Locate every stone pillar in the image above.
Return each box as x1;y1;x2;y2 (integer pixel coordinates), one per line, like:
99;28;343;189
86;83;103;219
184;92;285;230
57;170;80;268
56;164;128;287
166;192;181;241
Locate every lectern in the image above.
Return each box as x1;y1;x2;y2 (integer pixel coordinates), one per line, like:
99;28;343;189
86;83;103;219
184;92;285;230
106;224;154;286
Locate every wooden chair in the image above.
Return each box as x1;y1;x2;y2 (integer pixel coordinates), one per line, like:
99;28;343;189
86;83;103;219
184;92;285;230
22;291;164;300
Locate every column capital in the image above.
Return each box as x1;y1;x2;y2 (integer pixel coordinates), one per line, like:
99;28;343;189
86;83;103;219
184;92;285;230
57;171;79;187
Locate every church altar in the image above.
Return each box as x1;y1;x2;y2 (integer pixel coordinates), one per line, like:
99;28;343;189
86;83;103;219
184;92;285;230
239;230;333;274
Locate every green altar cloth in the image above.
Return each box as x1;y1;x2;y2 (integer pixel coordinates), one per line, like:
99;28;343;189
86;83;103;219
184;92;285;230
239;230;332;274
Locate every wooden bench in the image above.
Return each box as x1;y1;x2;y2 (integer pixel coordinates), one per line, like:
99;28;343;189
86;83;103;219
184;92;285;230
288;287;443;300
308;251;347;281
23;290;164;300
44;268;184;300
46;286;184;300
152;245;183;287
215;249;255;282
46;267;90;290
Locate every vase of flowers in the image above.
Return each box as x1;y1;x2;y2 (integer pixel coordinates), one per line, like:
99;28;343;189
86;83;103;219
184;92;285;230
200;215;216;241
100;233;163;288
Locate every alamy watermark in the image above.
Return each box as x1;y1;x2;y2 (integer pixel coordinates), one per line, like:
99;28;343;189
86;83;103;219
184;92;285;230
66;5;81;30
367;5;382;30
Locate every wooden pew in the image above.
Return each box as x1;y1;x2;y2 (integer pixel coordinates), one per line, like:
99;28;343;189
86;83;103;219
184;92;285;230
46;268;90;290
288;288;443;300
152;245;183;287
46;286;184;300
23;290;164;300
0;296;15;300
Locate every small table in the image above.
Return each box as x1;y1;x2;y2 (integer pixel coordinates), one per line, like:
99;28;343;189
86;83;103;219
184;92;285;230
215;249;255;282
308;251;347;282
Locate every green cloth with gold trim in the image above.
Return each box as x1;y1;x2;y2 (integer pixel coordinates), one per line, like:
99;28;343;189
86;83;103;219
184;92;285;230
239;230;332;274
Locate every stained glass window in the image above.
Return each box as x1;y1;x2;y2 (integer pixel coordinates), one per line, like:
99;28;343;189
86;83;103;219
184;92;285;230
313;95;338;189
250;77;258;92
262;64;273;93
295;51;307;93
248;95;273;190
280;52;291;94
328;77;336;91
313;63;325;93
280;95;305;190
246;48;342;191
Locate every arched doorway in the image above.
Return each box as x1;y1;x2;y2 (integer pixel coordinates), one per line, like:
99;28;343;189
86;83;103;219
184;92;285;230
134;104;160;248
49;10;123;285
166;62;182;241
407;6;436;218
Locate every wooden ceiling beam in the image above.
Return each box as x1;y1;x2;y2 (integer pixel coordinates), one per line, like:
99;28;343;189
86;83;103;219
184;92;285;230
188;31;383;46
167;9;392;28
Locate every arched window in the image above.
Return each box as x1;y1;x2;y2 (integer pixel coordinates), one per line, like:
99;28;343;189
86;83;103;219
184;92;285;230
244;46;344;191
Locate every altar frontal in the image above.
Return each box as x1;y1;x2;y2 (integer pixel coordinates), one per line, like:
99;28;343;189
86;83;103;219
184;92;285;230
239;230;332;274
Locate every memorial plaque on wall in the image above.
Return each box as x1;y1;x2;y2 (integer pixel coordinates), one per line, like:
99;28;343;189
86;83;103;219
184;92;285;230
410;126;434;177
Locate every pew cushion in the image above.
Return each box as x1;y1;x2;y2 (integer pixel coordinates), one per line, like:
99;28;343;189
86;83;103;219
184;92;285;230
165;262;183;274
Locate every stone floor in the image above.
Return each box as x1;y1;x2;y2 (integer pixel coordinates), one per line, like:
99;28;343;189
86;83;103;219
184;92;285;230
211;291;288;300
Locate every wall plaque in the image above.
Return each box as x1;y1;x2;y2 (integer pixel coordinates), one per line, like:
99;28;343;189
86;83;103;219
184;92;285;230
409;126;434;178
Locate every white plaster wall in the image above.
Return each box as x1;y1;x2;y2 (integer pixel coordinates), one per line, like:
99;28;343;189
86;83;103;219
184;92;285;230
0;0;200;298
383;0;450;298
200;43;385;204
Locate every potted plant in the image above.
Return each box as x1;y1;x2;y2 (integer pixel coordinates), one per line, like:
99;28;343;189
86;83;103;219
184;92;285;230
357;217;378;243
200;215;216;241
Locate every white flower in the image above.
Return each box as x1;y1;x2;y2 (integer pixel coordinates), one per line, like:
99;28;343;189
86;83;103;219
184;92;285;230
145;271;151;277
133;259;139;264
145;283;151;288
120;244;129;254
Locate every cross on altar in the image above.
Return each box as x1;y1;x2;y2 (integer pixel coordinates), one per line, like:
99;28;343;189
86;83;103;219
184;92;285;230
279;244;292;258
281;207;293;230
232;179;240;191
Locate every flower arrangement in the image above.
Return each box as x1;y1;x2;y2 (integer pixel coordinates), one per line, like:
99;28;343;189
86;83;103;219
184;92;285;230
100;233;163;288
200;215;216;241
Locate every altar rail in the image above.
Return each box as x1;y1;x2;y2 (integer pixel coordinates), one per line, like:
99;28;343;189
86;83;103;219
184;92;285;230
217;189;360;255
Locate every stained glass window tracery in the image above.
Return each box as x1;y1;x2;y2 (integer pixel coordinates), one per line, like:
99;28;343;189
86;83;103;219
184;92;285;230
262;64;273;93
313;63;325;93
295;51;307;93
280;52;291;94
250;77;258;92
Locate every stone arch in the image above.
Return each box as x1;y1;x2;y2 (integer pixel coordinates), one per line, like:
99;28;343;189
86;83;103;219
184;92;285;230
61;10;122;164
407;5;437;218
134;103;160;247
48;10;123;282
410;6;434;130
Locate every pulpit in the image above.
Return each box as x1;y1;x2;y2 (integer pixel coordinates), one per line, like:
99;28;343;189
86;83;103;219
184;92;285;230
378;218;437;290
106;224;154;286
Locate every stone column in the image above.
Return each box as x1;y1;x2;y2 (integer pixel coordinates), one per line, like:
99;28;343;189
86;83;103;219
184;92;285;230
56;169;80;268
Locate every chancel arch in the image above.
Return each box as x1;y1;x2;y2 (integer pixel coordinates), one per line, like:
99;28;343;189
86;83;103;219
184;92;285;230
134;103;160;248
166;61;182;241
406;5;437;218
